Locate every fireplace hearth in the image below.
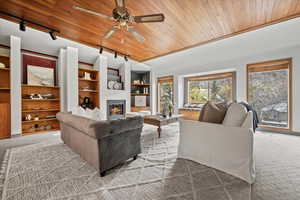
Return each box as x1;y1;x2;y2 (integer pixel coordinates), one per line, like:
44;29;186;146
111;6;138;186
107;100;126;120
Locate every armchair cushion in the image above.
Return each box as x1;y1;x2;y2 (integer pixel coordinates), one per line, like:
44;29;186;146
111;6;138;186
199;101;228;124
222;103;247;127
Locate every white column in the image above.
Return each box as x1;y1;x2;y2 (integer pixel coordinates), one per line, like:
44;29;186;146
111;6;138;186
236;65;247;102
10;36;22;135
119;62;131;113
98;55;108;119
173;75;179;114
65;47;78;111
58;48;67;112
150;70;157;114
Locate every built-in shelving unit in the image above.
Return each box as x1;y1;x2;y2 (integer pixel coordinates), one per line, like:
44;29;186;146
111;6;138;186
0;54;11;139
78;67;99;108
131;71;151;112
21;84;60;135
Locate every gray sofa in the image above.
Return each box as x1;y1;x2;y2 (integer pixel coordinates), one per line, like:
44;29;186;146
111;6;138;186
56;112;143;176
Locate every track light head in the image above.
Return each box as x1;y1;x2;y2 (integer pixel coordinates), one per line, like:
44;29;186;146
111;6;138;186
99;47;103;54
19;20;26;32
114;51;117;59
124;55;128;62
49;31;57;40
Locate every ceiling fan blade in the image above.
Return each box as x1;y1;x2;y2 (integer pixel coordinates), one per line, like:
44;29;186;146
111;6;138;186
127;27;145;43
103;26;119;40
115;0;125;8
73;6;114;21
134;14;165;23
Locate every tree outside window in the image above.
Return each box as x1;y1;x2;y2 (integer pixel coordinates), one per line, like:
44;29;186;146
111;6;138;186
188;73;234;105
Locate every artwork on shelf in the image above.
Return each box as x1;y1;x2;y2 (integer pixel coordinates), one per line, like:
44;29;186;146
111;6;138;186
80;96;94;109
0;62;6;68
27;65;54;86
135;96;146;107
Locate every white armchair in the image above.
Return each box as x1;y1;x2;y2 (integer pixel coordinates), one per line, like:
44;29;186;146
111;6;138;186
178;111;255;184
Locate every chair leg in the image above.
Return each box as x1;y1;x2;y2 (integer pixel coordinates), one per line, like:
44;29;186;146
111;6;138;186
100;171;106;177
133;155;138;160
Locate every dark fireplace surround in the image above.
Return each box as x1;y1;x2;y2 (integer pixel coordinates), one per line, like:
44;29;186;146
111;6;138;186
107;100;126;120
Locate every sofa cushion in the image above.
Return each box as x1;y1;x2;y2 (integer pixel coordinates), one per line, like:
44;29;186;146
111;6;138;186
223;103;247;127
199;101;228;124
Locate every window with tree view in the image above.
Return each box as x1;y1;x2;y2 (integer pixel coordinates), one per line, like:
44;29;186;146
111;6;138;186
158;76;173;113
187;72;235;105
248;59;291;129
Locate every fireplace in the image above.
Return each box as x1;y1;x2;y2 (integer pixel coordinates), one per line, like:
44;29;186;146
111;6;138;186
107;100;126;120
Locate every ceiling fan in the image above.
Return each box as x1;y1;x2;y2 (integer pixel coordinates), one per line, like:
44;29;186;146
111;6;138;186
73;0;165;43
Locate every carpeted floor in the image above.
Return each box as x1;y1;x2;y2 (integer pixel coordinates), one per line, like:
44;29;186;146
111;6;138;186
1;124;300;200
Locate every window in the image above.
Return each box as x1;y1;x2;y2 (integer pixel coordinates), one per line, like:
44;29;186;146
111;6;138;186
187;72;236;105
247;58;292;129
157;76;173;113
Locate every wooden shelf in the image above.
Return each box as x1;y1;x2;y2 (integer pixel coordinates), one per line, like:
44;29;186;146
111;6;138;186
21;84;60;135
131;106;150;112
79;78;98;82
131;93;150;96
79;67;99;72
22;84;59;89
22;98;60;102
78;67;99;108
22;128;59;135
22;109;60;113
132;83;150;86
22;118;58;124
0;55;11;139
79;90;98;93
0;54;9;58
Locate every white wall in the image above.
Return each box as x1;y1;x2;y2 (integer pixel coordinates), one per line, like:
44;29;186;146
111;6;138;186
152;46;300;132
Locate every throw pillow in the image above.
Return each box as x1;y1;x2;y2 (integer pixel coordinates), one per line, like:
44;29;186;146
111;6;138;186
222;103;248;127
200;101;228;124
72;106;85;117
91;108;103;121
198;102;209;121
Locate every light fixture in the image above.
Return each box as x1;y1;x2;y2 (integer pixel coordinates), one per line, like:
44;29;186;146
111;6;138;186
114;51;117;59
124;55;128;62
19;20;26;31
49;31;57;40
99;47;103;54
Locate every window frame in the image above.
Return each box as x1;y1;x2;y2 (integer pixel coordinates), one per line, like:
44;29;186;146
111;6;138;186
157;76;174;113
246;58;293;131
186;72;236;105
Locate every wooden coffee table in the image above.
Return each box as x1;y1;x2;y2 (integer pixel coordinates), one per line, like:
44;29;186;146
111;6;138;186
143;114;183;137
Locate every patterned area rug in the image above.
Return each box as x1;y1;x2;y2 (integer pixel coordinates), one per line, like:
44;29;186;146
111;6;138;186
1;124;300;200
0;124;249;200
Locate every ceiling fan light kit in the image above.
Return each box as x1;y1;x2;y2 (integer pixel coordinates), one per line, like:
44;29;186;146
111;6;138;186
74;0;165;43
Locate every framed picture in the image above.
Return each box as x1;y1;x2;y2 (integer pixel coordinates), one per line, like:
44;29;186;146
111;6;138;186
27;65;54;86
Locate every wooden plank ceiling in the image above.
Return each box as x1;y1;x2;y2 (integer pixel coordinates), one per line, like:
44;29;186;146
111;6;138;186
1;0;300;61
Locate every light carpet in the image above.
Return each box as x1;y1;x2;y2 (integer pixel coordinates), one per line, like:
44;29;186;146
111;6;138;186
1;123;300;200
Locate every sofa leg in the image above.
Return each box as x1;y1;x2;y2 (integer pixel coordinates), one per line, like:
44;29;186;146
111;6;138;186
133;155;138;160
100;171;106;177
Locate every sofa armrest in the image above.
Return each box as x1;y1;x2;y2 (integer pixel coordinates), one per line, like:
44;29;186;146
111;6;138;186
90;116;144;139
57;112;98;138
179;119;253;134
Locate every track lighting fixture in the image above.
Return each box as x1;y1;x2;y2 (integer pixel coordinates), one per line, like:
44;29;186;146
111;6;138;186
0;10;60;40
96;45;130;61
19;20;26;31
49;31;57;40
